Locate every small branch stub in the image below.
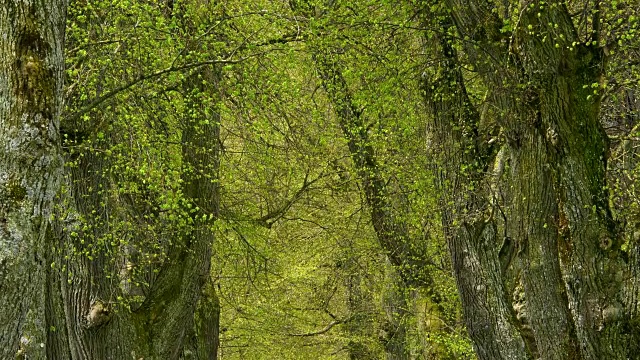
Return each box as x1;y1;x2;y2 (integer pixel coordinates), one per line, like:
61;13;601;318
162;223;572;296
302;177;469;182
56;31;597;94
85;299;111;329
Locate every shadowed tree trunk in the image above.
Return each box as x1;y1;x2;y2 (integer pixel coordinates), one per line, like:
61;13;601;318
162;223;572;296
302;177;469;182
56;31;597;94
44;62;222;359
25;0;223;355
423;21;528;359
49;149;138;359
140;64;221;359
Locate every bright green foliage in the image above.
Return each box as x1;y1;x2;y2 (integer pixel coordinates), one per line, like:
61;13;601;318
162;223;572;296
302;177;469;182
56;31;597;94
57;0;520;358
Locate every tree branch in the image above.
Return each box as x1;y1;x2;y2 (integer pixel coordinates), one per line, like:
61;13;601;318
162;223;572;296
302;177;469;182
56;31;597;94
287;319;344;337
255;171;321;228
65;51;274;123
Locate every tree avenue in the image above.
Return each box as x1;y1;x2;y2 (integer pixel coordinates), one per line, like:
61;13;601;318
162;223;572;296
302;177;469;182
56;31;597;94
0;0;639;359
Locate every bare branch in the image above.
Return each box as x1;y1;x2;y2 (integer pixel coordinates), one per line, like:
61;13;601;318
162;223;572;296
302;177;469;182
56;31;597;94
287;319;344;337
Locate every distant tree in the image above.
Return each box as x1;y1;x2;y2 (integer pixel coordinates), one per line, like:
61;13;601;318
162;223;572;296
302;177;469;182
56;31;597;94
288;1;470;358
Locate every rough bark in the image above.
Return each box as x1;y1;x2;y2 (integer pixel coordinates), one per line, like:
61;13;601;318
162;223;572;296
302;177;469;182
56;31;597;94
0;0;66;358
423;0;640;358
50;149;139;359
43;62;221;360
507;129;579;359
422;28;528;358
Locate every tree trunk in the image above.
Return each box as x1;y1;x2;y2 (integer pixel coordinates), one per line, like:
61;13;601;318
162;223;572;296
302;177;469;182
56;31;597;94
422;1;640;358
49;147;140;359
289;2;437;357
422;16;529;358
0;0;66;358
44;64;221;360
35;0;223;355
140;64;221;359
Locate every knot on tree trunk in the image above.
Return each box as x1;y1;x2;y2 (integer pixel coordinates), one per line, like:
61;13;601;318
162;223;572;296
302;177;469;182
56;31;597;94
85;299;111;329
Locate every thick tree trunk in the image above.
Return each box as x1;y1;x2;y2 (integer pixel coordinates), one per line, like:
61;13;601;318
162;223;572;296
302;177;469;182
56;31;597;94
422;16;529;357
424;0;640;358
48;151;140;359
39;0;223;355
0;0;66;358
423;60;528;360
507;132;579;359
44;66;221;360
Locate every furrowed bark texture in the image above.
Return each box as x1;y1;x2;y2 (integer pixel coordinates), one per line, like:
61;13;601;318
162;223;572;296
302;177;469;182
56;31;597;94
422;0;640;358
0;0;66;358
422;23;528;359
40;0;223;356
507;129;579;359
50;150;139;359
44;66;221;360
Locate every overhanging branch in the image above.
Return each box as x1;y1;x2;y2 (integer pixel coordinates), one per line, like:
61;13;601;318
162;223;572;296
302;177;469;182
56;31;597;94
65;51;273;123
